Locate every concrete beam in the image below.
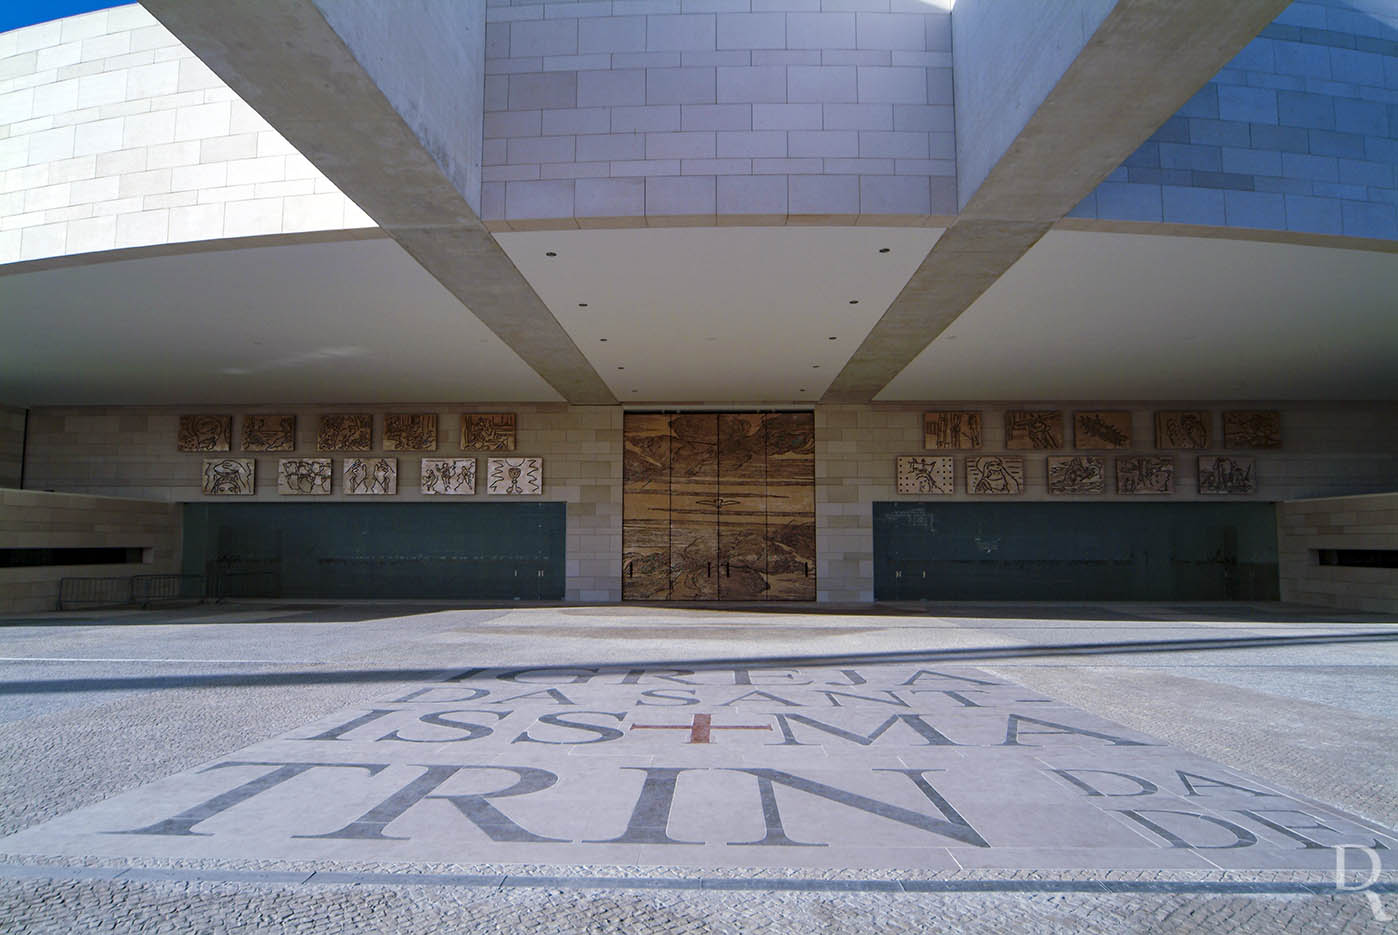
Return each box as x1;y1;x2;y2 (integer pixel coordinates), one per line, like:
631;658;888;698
143;0;615;405
822;0;1291;404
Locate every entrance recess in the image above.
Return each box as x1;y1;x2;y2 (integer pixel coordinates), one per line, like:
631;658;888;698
623;411;815;601
873;501;1279;601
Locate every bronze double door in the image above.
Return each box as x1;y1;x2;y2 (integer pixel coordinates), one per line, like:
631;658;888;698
623;411;815;601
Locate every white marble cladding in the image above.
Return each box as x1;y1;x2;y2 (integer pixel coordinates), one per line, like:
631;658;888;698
482;1;956;220
0;6;375;265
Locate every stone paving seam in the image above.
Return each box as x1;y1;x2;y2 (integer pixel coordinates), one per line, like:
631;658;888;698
1;862;1394;895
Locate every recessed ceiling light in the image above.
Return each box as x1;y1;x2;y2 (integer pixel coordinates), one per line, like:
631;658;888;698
878;247;890;253
545;251;557;257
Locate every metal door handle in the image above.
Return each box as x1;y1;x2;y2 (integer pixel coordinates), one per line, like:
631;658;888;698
627;561;633;578
724;562;730;577
707;562;712;577
803;563;809;577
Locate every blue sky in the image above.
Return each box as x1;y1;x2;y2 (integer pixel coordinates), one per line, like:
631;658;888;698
1;1;130;34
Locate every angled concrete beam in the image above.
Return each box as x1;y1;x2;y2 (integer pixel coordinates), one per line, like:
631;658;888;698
822;0;1291;404
143;0;615;404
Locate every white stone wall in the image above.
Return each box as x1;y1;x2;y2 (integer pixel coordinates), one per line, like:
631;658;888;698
0;488;181;614
1277;492;1398;612
0;404;24;487
0;6;374;265
815;402;1398;601
21;404;622;602
482;0;956;221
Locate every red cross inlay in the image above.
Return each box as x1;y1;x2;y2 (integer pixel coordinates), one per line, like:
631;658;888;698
630;713;772;744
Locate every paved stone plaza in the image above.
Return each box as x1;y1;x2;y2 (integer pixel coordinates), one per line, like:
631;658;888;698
1;602;1395;932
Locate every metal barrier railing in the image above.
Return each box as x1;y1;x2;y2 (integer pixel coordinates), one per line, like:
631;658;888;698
131;574;207;607
59;575;208;610
58;576;133;610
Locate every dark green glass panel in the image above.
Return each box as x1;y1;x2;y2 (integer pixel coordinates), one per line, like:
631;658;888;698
873;502;1278;601
183;502;565;600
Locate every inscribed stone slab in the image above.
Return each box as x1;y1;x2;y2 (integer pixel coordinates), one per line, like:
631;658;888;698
461;413;517;451
896;456;953;494
421;458;476;495
487;457;542;495
5;661;1393;871
966;456;1024;495
923;411;981;449
1154;411;1210;449
318;414;373;452
1198;456;1256;494
177;415;231;451
385;414;438;451
1223;411;1281;449
241;415;296;452
201;458;254;495
1047;456;1105;495
277;458;332;495
1072;411;1131;449
1005;410;1063;449
344;457;397;495
1116;456;1174;494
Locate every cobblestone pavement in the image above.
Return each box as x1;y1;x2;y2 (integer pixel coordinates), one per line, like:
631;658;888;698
0;601;1393;933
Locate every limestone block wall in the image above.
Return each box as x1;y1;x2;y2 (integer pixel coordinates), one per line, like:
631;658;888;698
815;402;1398;601
0;488;181;614
0;5;374;266
482;0;956;222
1277;492;1398;611
1073;0;1398;239
21;404;622;602
0;404;23;487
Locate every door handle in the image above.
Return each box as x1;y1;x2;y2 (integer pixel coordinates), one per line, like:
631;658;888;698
707;562;712;577
724;562;730;577
803;563;809;577
627;561;633;578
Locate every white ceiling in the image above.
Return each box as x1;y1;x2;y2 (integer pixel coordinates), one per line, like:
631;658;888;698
879;229;1398;401
497;226;944;402
1;225;1394;407
0;237;562;406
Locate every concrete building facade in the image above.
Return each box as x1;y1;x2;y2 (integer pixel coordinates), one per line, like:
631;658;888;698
1;1;1395;613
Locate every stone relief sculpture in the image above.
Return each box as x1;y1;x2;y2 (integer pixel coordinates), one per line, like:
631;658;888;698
1005;410;1063;449
1116;456;1175;494
177;415;231;451
277;458;332;495
487;457;542;495
1047;456;1105;494
923;411;981;449
343;457;397;495
421;458;476;495
1073;411;1132;449
384;413;438;451
1223;411;1281;449
966;456;1024;495
201;458;254;495
461;413;517;451
241;415;296;452
318;414;372;451
1155;411;1210;449
896;456;954;494
1198;456;1256;494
